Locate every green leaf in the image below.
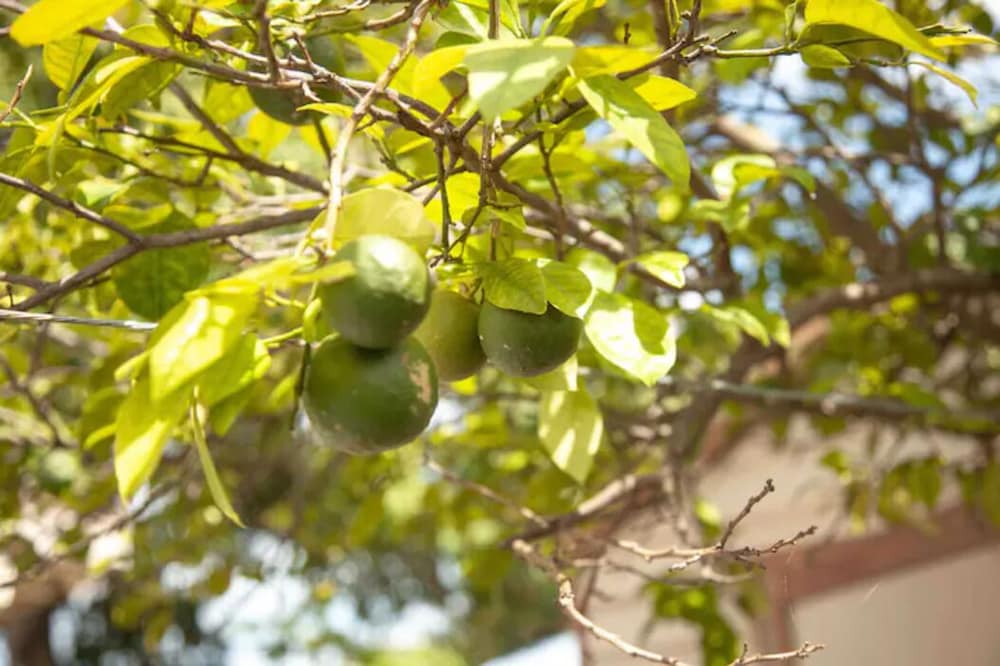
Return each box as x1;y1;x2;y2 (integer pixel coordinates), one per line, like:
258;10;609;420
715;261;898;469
570;45;652;78
113;217;211;321
208;382;257;436
476;257;547;314
196;336;271;407
336;187;436;253
464;37;575;120
522;355;578;391
711;154;778;199
414;45;468;98
424;171;480;226
576;75;690;192
566;247;616;292
286;260;356;286
630;75;697;111
703;305;771;346
43;33;99;91
627;251;688;288
149;285;259;403
909;61;978;106
799;44;853;68
802;0;945;62
113;374;190;499
929;34;999;49
585;292;676;386
540;260;593;317
542;0;606;36
11;0;130;46
689;199;750;232
538;390;603;483
191;406;244;526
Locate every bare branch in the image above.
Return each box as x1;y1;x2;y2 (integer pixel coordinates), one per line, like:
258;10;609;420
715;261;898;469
0;308;156;332
13;206;322;312
0;172;142;242
0;64;31;124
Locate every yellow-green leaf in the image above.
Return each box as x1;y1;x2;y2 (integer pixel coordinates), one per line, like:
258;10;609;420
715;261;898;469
800;44;853;68
570;45;653;78
627;251;688;288
335;187;436;253
11;0;129;46
191;405;244;527
464;37;575;120
928;34;998;49
584;292;676;385
149;287;259;402
803;0;945;62
630;75;697;110
538;390;603;483
43;33;99;91
476;257;547;314
577;75;690;192
113;374;190;499
414;45;468;98
910;61;978;106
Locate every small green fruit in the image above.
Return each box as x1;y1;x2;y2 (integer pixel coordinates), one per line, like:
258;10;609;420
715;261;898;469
414;290;486;382
478;302;582;377
302;336;438;453
319;235;431;350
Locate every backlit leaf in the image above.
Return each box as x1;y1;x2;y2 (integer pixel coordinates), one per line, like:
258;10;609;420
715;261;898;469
149;285;259;402
476;258;547;314
336;187;436;253
538;390;603;483
464;37;575;120
11;0;129;46
803;0;945;62
577;75;690;192
113;374;190;499
585;292;676;385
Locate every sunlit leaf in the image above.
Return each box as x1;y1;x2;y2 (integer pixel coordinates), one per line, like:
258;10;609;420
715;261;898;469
577;75;690;192
585;292;676;386
113;374;190;499
464;37;575;120
538;390;603;483
803;0;945;62
336;187;436;253
191;406;244;527
476;258;547;314
11;0;129;46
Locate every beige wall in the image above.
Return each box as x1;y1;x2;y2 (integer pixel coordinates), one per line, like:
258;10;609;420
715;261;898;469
586;418;996;665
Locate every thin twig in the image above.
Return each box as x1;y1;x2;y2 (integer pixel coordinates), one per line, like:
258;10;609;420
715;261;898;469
0;172;142;242
312;0;435;251
0;64;31;124
0;308;156;331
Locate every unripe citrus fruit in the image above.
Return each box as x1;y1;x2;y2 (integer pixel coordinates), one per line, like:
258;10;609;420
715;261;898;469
319;235;431;350
249;36;344;126
302;336;438;454
478;302;582;377
413;290;486;381
37;448;82;493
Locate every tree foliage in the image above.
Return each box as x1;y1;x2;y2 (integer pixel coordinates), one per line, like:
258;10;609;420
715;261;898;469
0;0;998;663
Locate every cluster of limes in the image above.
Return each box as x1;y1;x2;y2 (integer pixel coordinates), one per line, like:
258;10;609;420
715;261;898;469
302;235;582;454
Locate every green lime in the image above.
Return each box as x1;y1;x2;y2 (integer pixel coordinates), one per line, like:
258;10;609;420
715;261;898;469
37;448;82;493
478;302;582;377
319;235;431;350
302;336;438;453
414;290;486;382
